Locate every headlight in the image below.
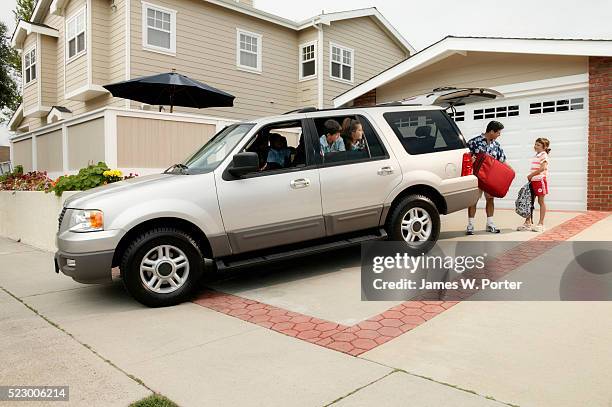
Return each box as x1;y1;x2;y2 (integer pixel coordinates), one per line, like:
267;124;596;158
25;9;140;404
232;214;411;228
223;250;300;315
69;210;104;232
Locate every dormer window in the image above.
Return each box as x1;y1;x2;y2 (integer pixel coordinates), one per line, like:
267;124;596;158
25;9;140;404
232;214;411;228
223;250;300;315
24;46;36;85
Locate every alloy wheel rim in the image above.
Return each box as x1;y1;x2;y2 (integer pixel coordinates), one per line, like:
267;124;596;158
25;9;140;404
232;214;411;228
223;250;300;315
400;207;432;244
139;245;190;294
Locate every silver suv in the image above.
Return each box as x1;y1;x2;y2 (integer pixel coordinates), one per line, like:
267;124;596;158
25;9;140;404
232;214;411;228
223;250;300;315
55;88;495;306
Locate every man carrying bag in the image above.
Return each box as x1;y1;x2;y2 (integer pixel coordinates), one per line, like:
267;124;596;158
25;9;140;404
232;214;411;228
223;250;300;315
466;121;513;235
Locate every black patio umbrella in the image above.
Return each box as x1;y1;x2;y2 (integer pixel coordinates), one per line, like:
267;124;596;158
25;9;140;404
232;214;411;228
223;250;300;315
103;71;235;113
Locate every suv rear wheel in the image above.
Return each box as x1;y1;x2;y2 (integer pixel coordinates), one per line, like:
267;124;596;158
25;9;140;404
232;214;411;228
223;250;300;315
387;194;440;253
120;227;204;307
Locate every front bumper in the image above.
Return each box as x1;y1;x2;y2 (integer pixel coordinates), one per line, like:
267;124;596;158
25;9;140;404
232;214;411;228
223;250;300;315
55;228;123;284
55;249;114;284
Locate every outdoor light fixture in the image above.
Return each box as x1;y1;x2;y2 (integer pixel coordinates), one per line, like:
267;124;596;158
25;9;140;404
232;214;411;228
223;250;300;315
110;0;117;12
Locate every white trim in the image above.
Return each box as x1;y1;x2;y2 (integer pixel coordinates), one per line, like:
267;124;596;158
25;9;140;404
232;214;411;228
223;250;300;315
299;40;317;81
65;84;109;101
8;104;23;131
317;25;324;109
31;134;37;171
299;8;414;54
493;73;589;98
23;105;52;118
22;43;37;87
236;28;262;73
10;106;240;142
36;34;42;103
329;42;354;84
86;0;92;86
65;6;87;63
104;110;118;169
47;107;73;124
11;21;60;49
141;1;177;55
125;0;131;108
334;37;612;107
61;124;69;173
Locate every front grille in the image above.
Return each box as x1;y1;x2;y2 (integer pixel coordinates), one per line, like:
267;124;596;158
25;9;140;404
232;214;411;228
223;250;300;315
58;207;67;231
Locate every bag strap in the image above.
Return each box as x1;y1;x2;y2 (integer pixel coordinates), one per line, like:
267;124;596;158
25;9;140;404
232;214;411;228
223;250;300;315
473;153;486;174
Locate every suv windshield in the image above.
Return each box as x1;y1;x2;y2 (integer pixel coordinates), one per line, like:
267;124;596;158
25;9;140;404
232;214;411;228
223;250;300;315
178;124;254;174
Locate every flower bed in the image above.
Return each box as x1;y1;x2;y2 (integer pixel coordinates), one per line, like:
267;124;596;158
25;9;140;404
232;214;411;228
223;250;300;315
0;163;139;251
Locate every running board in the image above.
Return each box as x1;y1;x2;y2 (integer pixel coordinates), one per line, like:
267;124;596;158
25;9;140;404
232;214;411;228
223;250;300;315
216;229;387;271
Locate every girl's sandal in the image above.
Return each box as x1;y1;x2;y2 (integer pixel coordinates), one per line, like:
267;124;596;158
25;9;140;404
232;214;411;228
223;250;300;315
516;224;531;231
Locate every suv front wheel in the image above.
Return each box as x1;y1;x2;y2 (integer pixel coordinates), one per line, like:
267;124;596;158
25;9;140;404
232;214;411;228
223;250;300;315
387;194;440;253
120;227;204;307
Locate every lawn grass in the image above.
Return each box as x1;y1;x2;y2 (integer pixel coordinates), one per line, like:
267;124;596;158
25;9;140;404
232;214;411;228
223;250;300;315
130;394;179;407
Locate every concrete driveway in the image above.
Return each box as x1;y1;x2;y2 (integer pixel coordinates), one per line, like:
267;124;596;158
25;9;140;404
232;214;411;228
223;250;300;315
0;209;610;407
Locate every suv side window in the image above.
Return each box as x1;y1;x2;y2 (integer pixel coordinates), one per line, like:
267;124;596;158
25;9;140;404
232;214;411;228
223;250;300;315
228;119;311;178
311;115;388;166
384;110;466;155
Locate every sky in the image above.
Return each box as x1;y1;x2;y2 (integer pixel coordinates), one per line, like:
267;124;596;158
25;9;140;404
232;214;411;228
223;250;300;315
1;0;611;146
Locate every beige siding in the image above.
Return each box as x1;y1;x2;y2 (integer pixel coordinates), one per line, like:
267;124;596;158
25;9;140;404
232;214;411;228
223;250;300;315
41;35;58;106
297;27;318;108
116;116;216;168
109;0;126;84
22;34;39;115
13;139;33;172
129;0;299;120
377;53;589;103
36;130;63;172
67;117;105;169
323;17;406;108
91;0;110;85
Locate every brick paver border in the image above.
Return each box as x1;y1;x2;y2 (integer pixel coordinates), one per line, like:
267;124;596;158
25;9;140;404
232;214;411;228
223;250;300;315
194;212;609;356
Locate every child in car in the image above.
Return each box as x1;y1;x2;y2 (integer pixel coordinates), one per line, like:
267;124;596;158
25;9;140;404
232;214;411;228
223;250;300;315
262;133;291;170
320;119;345;154
516;137;551;232
341;118;365;151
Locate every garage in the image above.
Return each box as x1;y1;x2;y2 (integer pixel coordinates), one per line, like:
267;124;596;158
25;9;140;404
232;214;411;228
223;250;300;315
450;89;588;210
334;37;611;212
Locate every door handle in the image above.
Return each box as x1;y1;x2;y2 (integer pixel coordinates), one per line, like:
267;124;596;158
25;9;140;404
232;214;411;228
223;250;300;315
290;178;311;189
377;166;394;176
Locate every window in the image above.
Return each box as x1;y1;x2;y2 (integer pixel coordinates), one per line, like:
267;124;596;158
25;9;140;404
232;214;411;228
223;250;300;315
237;120;308;175
330;43;353;83
529;97;583;114
23;47;36;85
300;41;316;80
384;110;466;155
236;29;262;72
313;115;387;166
448;111;464;122
66;8;86;60
142;2;176;54
474;105;518;120
181;124;255;174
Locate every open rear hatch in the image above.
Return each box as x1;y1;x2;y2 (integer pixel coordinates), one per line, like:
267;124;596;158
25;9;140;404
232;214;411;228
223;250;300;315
399;87;503;108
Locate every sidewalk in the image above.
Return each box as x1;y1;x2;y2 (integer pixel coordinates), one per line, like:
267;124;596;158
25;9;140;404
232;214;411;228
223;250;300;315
0;210;610;406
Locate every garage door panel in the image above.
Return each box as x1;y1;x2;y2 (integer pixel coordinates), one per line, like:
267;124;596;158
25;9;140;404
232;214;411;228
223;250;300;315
455;88;587;211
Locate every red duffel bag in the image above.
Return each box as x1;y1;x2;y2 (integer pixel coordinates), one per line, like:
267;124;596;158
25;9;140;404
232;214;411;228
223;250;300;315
473;153;515;198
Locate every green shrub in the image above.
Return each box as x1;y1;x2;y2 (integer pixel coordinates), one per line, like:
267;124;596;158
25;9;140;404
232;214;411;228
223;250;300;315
130;394;178;407
51;162;110;196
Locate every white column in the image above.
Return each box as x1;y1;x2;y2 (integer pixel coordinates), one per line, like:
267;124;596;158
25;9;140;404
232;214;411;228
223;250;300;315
104;109;118;168
61;124;69;173
31;135;37;171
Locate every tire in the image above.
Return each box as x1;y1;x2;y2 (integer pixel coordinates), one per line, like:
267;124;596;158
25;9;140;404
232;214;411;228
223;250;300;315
120;227;205;307
386;194;441;254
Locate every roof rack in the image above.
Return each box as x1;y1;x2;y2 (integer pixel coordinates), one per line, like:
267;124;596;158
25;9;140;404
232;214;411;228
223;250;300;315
283;107;318;114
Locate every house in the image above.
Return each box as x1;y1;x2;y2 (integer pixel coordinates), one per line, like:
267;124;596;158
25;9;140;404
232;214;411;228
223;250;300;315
334;36;612;211
7;0;413;177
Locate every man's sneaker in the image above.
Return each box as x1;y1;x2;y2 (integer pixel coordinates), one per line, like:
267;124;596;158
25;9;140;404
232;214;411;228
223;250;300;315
531;224;545;232
486;224;501;233
466;224;475;235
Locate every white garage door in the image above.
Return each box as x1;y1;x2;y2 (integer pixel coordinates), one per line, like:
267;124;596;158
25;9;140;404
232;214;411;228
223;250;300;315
450;90;588;211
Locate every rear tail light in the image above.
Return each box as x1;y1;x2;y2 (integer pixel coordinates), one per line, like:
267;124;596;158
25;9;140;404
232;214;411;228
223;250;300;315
461;152;473;176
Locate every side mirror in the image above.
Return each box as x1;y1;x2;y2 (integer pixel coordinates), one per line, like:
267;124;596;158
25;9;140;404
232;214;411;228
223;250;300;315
228;152;259;177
